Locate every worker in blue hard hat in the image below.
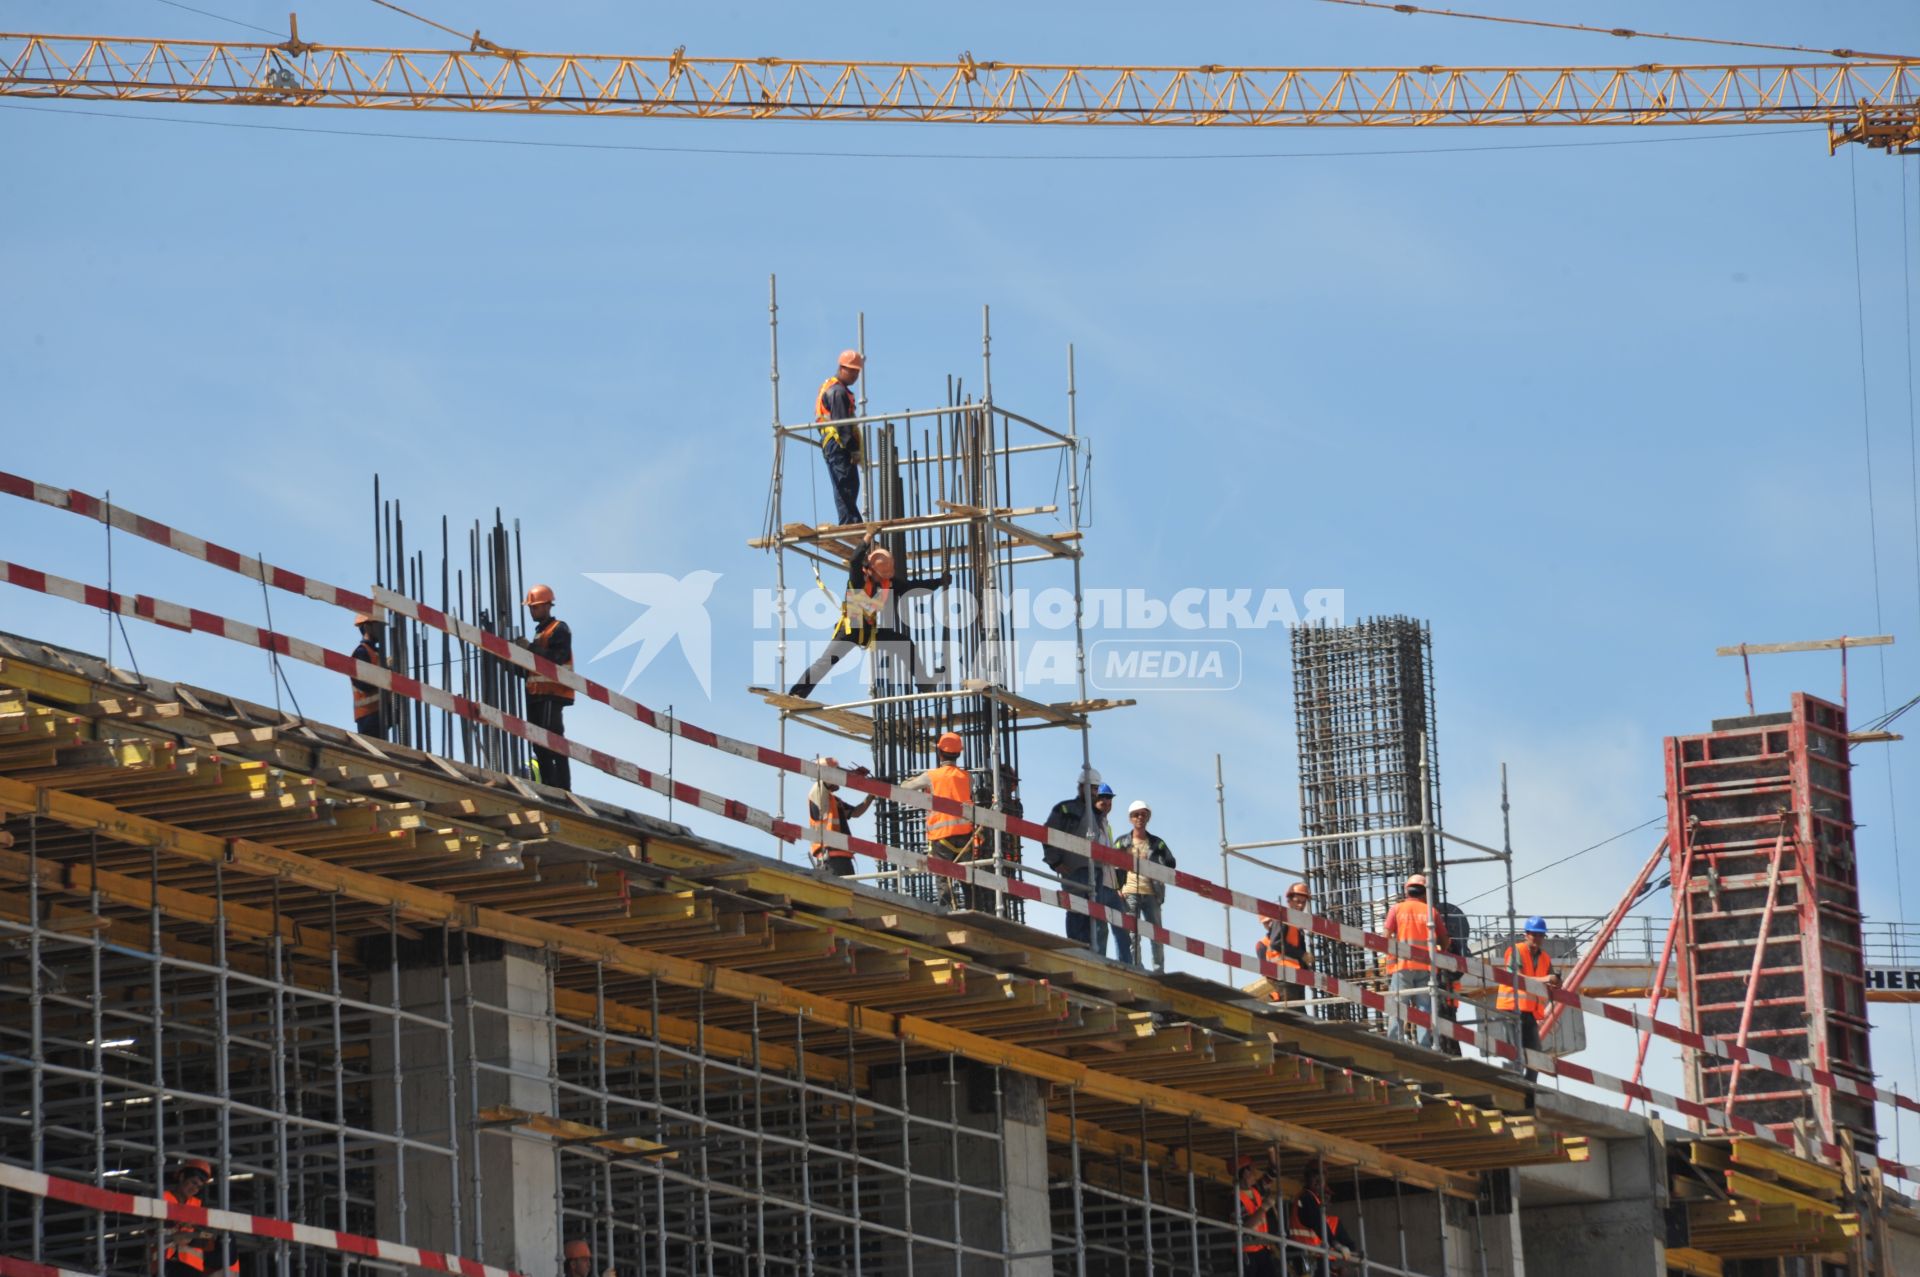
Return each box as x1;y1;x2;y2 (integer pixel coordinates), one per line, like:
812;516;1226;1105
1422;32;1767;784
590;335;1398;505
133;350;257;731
1496;916;1562;1082
1045;768;1118;954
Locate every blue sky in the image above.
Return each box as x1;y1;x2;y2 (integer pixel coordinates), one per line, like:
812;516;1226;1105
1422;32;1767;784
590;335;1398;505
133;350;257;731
6;0;1920;1151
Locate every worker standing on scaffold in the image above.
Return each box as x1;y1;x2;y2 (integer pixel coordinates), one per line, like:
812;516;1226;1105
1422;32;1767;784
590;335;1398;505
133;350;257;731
516;583;574;792
787;531;950;701
817;349;865;526
902;731;981;909
349;609;388;739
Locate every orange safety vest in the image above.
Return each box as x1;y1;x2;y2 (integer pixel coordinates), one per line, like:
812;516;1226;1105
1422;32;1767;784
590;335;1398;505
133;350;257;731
1256;923;1310;1001
925;763;974;843
1496;943;1553;1019
1383;899;1447;974
1238;1185;1271;1252
526;619;575;702
817;377;861;455
1287;1189;1341;1252
810;793;854;861
159;1189;235;1274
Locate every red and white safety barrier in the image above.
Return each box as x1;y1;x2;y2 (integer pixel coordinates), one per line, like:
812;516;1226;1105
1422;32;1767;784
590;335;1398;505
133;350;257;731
0;1256;94;1277
0;1161;523;1277
1;559;1912;1187
2;469;1909;1140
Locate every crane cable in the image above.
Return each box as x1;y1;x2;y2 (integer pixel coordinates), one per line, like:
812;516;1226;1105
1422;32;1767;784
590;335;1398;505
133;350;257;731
1311;0;1918;62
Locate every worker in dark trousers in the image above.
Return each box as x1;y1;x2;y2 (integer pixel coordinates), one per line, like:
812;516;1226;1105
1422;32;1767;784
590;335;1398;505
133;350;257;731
903;732;980;910
1257;883;1316;1005
787;533;950;701
817;349;865;526
1497;916;1561;1081
349;610;388;738
1044;769;1114;952
808;755;875;876
1286;1158;1361;1276
517;583;574;792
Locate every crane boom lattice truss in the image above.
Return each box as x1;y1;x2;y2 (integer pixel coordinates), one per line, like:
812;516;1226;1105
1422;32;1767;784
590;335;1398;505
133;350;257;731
2;33;1919;149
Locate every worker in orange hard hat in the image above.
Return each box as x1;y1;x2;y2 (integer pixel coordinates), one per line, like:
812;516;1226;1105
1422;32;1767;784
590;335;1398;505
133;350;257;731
562;1237;615;1277
903;731;984;910
787;530;950;702
514;583;574;792
816;348;867;525
156;1157;238;1275
349;608;388;739
1256;882;1315;1006
1381;872;1450;1050
1233;1152;1281;1276
807;755;874;876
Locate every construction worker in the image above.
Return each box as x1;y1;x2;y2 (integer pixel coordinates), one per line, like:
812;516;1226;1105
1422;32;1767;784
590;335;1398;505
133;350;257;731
903;732;982;909
563;1238;615;1277
817;349;866;525
1044;769;1115;954
1234;1153;1282;1277
349;610;387;738
979;761;1023;880
1382;873;1451;1050
515;583;574;792
1118;799;1175;972
1496;916;1562;1081
787;532;949;701
155;1157;237;1276
1286;1158;1360;1276
1257;883;1315;1006
807;755;874;876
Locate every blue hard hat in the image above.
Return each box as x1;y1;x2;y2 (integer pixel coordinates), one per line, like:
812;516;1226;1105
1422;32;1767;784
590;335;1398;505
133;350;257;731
1096;782;1115;798
1524;916;1548;934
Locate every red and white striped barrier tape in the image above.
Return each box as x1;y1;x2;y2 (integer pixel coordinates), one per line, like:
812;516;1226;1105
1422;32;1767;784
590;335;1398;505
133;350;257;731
0;474;1906;1129
0;1161;523;1277
1;559;1911;1186
0;1257;94;1277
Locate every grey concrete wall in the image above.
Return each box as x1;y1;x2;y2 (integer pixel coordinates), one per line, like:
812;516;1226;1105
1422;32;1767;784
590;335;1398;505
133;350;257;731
1517;1096;1667;1277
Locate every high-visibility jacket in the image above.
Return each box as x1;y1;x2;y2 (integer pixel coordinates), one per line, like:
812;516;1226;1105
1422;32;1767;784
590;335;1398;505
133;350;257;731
1287;1188;1344;1253
526;618;575;702
1382;899;1450;974
809;793;855;862
1238;1185;1271;1252
816;377;861;459
159;1189;236;1274
1257;920;1311;1002
1496;942;1553;1019
350;637;383;721
925;763;974;843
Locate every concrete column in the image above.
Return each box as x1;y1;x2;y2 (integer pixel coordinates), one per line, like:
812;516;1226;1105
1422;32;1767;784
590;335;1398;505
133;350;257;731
871;1060;1051;1274
1517;1094;1667;1277
371;934;557;1275
1350;1187;1475;1277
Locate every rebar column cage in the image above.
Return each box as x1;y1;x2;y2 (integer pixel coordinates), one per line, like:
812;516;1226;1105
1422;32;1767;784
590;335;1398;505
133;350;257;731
1291;617;1445;1025
756;300;1107;920
1663;693;1877;1150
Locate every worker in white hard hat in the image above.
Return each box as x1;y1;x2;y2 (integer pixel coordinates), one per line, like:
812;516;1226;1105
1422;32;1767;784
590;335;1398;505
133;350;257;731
817;349;867;525
1118;799;1176;973
349;608;388;739
1381;873;1451;1049
515;584;574;792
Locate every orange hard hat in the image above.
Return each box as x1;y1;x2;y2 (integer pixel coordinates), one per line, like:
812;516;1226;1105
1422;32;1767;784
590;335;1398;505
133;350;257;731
353;610;381;626
564;1240;592;1260
183;1158;213;1177
936;731;963;755
524;584;555;606
838;349;865;371
1406;873;1428;890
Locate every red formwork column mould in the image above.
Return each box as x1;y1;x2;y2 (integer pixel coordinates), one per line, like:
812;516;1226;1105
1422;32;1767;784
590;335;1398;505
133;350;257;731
1663;693;1876;1149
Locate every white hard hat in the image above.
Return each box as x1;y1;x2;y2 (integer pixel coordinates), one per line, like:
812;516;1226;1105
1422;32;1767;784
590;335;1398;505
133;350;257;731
1127;799;1151;816
1079;766;1102;786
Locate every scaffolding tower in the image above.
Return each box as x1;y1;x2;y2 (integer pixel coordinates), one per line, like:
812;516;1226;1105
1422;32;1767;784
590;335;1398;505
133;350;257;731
752;283;1126;918
1291;617;1447;1026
